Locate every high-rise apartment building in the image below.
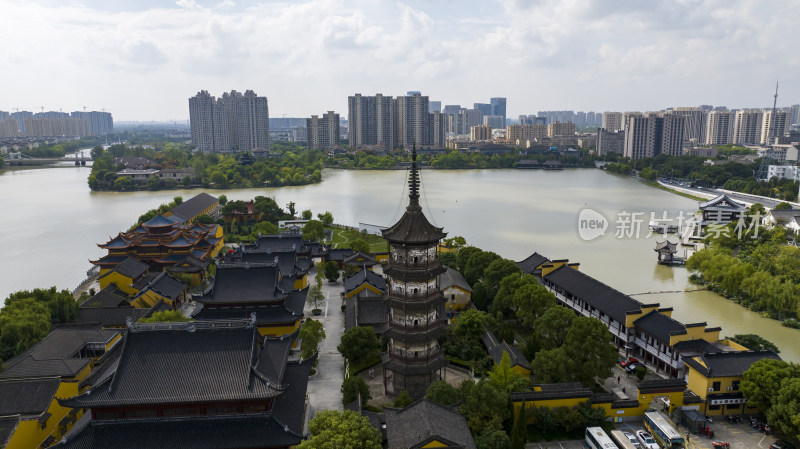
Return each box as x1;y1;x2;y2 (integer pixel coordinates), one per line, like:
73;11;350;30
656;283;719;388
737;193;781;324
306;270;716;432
460;108;483;135
395;93;431;148
733;110;763;145
483;115;504;129
24;117;92;137
601;112;623;131
443;105;462;116
470;125;492;141
547;121;576;137
705;110;734;145
673;107;707;143
430;111;447;148
519;115;546;126
307;111;340;151
71;111;114;135
490;98;506;122
622;112;642;132
596;128;625;155
761;110;791;144
0;118;19;137
11;111;33;134
348;93;395;151
657;113;685;156
790;104;800;125
189;90;269;153
0;111;9;122
624;113;684;159
506;124;547;143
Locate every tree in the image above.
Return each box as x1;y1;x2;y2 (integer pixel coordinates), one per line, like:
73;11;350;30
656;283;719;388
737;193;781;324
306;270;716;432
512;283;556;328
338;326;380;365
253;196;286;223
302;209;313;220
459;380;510;434
0;299;51;361
475;429;511;449
482;259;521;300
300;319;326;359
4;287;78;324
318;211;334;226
464;251;501;286
324;261;340;282
456;246;483;273
196;214;215;224
563;317;618;386
774;201;793;210
286;201;297;217
489;351;529;393
534;306;575;350
531;347;570;384
393;390;414;408
307;281;325;311
576;400;607;427
442;236;467;250
218;194;228;205
769;377;800;443
730;334;780;353
303;220;325;242
350;238;370;254
139;311;192;323
492;274;539;316
113;176;135;190
510;400;527;449
223;200;248;215
741;359;798;411
425;380;460;406
341;376;372;406
298;410;381;449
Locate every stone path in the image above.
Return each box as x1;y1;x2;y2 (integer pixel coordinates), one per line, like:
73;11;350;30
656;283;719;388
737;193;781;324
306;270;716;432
305;267;346;417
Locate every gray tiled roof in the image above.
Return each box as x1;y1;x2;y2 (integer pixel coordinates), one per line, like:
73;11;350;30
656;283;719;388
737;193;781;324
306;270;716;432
195;265;294;305
134;273;186;300
344;268;386;293
270;355;316;436
439;267;471;292
0;415;20;448
169;192;218;222
193;288;306;325
107;257;149;279
384;399;475;449
60;322;283;408
75;306;151;327
516;252;550;274
544;265;642;324
0;328;120;379
683;350;781;378
50;414;302;449
0;377;60;415
698;194;746;212
382;208;447;245
633;310;687;345
79;285;128;308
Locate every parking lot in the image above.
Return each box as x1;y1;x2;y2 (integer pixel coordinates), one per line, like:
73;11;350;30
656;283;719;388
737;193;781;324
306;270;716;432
527;419;780;449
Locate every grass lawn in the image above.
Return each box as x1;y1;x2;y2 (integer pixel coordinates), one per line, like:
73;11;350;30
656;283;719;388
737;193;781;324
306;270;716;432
330;226;388;253
642;180;706;201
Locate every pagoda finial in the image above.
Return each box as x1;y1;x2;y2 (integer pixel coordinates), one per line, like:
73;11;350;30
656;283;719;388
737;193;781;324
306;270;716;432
408;143;420;210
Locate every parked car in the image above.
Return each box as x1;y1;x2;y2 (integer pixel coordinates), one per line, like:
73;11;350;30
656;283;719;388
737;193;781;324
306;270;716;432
636;430;659;449
625;363;644;373
770;442;795;449
623;431;641;447
620;357;640;368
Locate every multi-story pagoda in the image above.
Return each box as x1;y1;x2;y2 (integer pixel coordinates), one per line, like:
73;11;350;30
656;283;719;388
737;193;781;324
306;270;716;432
382;147;448;398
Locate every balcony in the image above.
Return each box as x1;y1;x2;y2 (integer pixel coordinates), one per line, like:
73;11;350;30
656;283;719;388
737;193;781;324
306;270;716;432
388;349;442;364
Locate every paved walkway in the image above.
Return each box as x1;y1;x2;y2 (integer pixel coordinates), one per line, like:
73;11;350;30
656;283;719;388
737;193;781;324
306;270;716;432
305;267;346;417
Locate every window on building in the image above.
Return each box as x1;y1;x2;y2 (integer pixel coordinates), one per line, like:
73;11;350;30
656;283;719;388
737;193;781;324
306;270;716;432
732;380;740;390
712;381;721;391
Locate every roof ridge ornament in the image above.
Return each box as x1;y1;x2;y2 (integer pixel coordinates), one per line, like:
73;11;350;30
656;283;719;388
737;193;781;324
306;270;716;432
408;143;421;211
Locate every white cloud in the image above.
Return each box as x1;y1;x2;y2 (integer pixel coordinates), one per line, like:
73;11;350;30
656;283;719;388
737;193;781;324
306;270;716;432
0;0;797;120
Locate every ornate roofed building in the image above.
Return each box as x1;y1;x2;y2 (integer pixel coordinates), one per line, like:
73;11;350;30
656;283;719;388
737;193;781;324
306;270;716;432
53;320;314;449
381;147;448;398
92;214;223;277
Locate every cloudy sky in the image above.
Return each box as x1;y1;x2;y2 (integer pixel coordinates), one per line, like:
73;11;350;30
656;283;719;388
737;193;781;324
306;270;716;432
2;0;798;121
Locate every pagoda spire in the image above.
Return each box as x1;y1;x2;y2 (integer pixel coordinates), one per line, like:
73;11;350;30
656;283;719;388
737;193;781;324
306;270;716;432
407;144;421;211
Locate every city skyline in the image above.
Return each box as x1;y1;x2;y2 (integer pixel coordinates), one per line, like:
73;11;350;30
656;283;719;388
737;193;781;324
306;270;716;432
2;0;799;121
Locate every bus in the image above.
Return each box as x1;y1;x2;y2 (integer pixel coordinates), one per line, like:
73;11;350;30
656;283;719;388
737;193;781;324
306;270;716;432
585;427;618;449
643;411;685;449
609;430;639;449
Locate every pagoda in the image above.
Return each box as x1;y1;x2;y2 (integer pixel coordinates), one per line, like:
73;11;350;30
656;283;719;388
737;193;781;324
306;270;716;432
381;146;448;398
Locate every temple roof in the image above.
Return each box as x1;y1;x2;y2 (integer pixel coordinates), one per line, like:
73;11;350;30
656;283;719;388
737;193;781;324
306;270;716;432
0;416;19;449
654;240;678;253
169;193;218;223
0;377;61;416
543;265;642;324
633;310;688;345
684;350;781;378
439;267;472;292
699;194;746;212
344;268;387;293
142;214;179;228
133;272;186;301
105;257;149;279
384;398;475;449
382;147;447;244
0;328;120;380
343;251;377;266
80;285;128;308
194;265;294;305
192;288;306;325
60;321;283;408
516;252;550;274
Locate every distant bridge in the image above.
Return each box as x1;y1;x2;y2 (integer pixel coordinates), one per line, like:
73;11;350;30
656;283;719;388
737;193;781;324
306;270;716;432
2;157;93;166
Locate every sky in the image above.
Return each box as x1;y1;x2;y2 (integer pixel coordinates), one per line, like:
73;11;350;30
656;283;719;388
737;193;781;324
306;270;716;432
1;0;799;121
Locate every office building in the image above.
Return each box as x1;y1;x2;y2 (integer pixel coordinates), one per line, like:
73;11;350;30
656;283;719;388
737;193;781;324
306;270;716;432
307;111;340;150
761;110;791;144
490;97;507;126
733;110;763;145
547;121;576;137
470;125;492;141
705;110;735;145
483;115;504;129
459;108;483;135
601;112;623;131
443;105;462;116
473;103;492;117
429;101;441;113
791;104;799;125
673;107;706;143
189;89;269;153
